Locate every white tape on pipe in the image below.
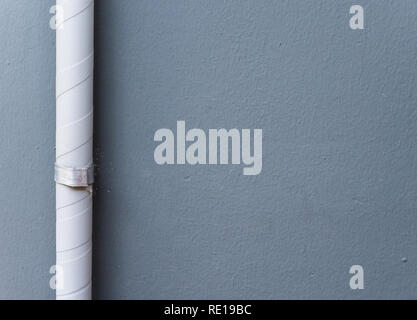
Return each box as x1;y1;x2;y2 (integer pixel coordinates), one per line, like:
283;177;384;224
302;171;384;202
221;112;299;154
56;0;94;300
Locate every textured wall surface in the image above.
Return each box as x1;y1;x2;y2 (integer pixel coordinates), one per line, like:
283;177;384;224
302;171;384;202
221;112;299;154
1;0;417;299
0;0;56;299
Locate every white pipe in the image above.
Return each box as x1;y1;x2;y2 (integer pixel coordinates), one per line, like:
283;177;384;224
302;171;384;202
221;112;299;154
55;0;94;300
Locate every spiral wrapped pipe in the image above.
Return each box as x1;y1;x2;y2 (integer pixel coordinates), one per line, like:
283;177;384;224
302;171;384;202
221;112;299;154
55;0;94;300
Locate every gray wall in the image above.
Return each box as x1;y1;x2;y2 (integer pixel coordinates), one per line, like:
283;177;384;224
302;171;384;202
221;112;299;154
1;0;417;299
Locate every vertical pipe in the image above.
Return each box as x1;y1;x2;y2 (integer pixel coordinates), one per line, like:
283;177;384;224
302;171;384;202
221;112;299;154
55;0;94;300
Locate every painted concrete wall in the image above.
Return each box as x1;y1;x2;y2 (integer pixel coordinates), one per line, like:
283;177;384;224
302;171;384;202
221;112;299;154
1;0;417;299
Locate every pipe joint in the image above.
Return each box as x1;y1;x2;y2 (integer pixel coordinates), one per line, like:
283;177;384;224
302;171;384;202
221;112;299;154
55;163;94;187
